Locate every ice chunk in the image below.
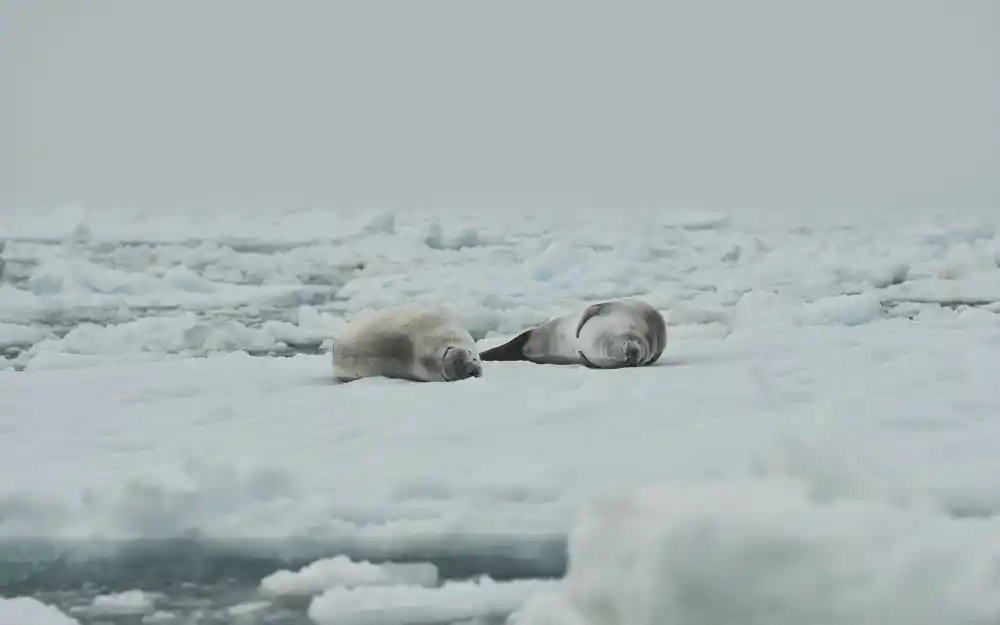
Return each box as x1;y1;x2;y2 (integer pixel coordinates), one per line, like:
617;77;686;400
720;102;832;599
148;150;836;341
308;577;557;625
509;479;1000;625
261;555;439;597
0;597;79;625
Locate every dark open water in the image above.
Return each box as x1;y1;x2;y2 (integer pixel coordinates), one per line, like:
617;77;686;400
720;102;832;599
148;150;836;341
1;537;567;624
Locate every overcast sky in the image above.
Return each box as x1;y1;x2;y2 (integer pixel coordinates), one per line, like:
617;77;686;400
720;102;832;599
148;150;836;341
2;1;998;212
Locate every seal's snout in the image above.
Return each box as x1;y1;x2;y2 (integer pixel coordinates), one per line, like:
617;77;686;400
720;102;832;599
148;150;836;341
443;347;483;381
467;361;483;378
624;342;641;366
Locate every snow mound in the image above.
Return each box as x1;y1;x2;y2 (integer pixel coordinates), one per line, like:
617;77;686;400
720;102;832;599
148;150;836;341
0;321;53;346
733;290;884;330
424;222;481;250
27;257;217;297
525;241;592;282
226;601;270;616
360;211;397;236
20;305;344;365
307;576;557;625
260;555;439;597
509;479;1000;625
70;589;159;616
0;597;80;624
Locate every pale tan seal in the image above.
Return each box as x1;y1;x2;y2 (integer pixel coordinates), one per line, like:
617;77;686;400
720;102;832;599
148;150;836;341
332;308;482;382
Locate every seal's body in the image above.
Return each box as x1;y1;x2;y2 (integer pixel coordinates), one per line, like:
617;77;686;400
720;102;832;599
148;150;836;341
332;309;482;382
480;299;666;369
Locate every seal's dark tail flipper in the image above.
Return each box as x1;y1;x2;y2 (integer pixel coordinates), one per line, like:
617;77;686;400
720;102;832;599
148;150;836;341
479;330;532;361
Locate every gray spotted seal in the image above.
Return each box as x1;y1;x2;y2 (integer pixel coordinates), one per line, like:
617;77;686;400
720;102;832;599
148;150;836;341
479;298;667;368
332;308;483;382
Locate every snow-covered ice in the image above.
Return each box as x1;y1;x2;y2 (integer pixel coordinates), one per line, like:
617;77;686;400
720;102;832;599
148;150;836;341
308;577;558;625
70;589;159;616
2;204;1000;623
260;555;439;597
0;596;79;624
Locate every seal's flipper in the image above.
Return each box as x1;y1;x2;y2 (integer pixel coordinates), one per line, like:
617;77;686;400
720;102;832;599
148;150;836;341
479;330;533;361
643;307;669;364
575;302;613;337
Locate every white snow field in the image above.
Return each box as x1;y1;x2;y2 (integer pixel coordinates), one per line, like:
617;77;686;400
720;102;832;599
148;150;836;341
1;204;1000;624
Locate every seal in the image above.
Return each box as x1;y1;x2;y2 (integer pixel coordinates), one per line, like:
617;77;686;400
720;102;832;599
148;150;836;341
479;298;667;368
332;308;483;382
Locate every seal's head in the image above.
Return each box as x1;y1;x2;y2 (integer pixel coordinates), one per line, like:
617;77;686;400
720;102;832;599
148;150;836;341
607;331;651;367
442;346;483;381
